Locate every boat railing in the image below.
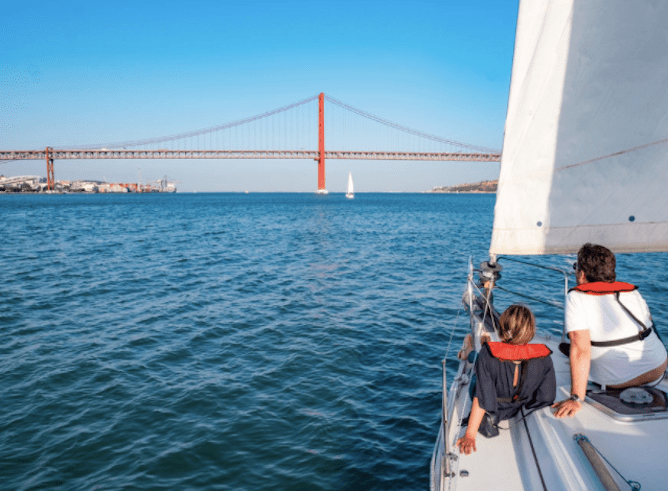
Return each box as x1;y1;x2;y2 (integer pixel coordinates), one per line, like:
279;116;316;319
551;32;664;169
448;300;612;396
493;256;573;341
432;262;477;490
434;257;575;490
434;356;467;490
495;255;571;308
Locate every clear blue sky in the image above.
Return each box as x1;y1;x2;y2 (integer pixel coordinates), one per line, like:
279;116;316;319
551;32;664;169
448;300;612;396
1;0;519;192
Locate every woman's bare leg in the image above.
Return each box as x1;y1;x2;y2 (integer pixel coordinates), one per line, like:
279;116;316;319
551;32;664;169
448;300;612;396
458;334;474;360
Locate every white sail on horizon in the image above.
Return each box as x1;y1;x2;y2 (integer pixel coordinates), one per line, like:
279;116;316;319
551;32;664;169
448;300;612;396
490;0;668;256
346;172;354;198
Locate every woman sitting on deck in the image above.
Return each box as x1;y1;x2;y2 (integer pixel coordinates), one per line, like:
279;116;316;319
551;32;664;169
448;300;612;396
457;304;556;455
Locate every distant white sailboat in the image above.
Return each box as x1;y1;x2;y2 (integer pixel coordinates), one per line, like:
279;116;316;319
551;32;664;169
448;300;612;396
345;172;354;199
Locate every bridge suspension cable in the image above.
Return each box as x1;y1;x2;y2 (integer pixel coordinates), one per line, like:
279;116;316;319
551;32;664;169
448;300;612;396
1;92;502;192
57;93;501;155
324;95;499;153
70;94;320;150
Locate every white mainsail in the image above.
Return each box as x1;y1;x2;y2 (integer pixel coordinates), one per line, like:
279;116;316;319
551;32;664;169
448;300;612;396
490;0;668;256
346;172;354;198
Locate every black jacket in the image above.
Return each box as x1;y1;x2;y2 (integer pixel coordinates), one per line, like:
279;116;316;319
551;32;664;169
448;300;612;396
474;342;556;422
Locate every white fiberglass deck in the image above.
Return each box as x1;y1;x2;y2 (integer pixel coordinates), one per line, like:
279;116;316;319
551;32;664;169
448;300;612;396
444;333;668;491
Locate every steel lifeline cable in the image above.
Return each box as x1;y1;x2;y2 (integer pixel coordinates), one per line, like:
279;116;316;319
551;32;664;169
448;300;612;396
521;407;549;491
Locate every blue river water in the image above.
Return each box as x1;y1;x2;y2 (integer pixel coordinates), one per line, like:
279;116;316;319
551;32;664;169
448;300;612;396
2;193;667;491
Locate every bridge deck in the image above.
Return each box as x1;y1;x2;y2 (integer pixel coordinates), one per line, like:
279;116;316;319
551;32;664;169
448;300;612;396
0;149;501;162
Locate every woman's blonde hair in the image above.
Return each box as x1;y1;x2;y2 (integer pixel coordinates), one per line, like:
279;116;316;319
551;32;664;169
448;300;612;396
498;304;535;345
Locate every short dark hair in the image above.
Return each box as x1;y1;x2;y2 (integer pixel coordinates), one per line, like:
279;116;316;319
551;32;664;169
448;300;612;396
577;243;616;283
498;304;535;345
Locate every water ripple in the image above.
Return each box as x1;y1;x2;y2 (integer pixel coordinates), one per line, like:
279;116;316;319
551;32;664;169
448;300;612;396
2;193;667;490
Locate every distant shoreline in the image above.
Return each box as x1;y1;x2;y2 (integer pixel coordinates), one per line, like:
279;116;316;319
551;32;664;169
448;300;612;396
0;190;498;195
427;179;498;194
1;188;499;195
426;191;496;194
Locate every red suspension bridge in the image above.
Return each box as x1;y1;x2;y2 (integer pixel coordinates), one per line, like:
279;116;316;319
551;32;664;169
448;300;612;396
1;93;500;192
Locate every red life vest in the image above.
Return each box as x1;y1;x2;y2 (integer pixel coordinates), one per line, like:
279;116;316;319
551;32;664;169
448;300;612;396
570;281;637;295
569;281;653;347
487;342;552;361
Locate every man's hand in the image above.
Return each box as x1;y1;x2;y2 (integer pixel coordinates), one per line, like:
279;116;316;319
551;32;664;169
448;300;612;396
555;329;590;418
552;398;582;418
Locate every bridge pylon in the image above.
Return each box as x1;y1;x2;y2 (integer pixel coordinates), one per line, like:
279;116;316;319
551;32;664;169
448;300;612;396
316;92;328;194
46;147;54;191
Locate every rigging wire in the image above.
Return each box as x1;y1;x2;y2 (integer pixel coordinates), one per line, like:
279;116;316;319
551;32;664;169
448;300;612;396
493;285;564;309
521;407;549;491
560;136;668;173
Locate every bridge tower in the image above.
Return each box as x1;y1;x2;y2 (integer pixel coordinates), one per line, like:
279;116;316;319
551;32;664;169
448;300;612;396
45;147;54;191
316;92;327;194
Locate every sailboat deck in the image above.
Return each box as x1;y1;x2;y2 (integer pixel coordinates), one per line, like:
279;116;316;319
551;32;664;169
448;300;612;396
448;333;668;491
453;421;528;491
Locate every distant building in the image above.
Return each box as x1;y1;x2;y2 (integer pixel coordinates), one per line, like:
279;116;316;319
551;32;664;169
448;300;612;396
0;175;177;193
0;175;45;192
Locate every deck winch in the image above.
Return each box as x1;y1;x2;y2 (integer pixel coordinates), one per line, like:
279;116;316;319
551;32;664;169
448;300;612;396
620;387;654;406
478;261;502;285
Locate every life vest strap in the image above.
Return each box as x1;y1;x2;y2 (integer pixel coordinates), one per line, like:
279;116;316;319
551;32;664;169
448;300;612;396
591;326;653;347
584;291;652;347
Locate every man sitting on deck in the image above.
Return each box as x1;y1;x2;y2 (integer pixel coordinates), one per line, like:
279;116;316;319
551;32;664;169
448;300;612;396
553;243;668;418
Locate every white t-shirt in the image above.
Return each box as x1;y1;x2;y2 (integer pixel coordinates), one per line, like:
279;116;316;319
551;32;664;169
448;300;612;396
565;288;667;385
